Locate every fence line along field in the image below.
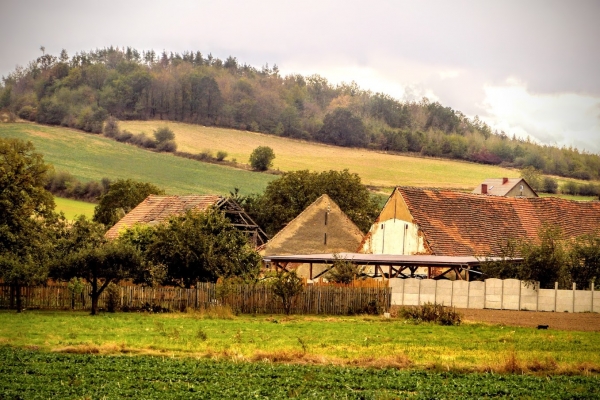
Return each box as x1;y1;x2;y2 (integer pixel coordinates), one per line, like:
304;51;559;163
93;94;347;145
0;283;390;315
0;123;275;196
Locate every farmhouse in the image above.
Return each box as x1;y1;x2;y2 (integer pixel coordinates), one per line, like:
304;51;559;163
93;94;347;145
261;194;364;279
105;195;268;247
360;186;600;258
472;177;538;198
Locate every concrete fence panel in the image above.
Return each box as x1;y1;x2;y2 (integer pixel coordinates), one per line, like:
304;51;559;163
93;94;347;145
452;281;469;308
574;290;593;313
403;279;421;306
593;290;600;313
468;281;485;309
502;279;521;310
389;278;404;306
485;279;503;309
435;280;453;306
556;290;574;313
520;282;538;311
538;289;557;312
419;279;437;304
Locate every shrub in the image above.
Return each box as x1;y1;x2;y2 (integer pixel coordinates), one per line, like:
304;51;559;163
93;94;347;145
105;283;121;313
18;105;35;121
326;256;365;284
249;146;275;171
198;149;213;161
542;176;558;194
154;126;175;143
400;302;462;326
216;150;228;161
271;271;304;315
129;133;156;148
104;116;120;138
115;130;133;142
156;139;177;152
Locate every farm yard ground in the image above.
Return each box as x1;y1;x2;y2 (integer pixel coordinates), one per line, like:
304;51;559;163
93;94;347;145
390;306;600;332
457;308;600;332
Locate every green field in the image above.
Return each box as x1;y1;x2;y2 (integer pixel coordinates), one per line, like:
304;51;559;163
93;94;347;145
1;346;597;399
1;311;598;373
54;197;96;220
0;123;275;196
0;311;598;398
121;121;522;191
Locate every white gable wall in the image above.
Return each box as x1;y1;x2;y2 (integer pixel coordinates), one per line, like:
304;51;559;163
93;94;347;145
361;218;426;255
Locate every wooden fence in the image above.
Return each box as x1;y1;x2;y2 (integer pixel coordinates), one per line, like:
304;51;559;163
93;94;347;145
0;283;391;315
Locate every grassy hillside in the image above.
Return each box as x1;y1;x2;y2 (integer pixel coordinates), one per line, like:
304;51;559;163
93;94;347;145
0;122;275;196
54;197;95;220
121;121;519;191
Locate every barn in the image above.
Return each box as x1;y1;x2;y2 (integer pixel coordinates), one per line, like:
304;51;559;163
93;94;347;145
105;194;268;248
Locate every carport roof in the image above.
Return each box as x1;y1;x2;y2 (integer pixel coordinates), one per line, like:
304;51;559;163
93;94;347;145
262;253;519;267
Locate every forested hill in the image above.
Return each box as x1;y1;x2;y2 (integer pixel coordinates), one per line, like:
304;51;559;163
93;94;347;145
1;46;599;180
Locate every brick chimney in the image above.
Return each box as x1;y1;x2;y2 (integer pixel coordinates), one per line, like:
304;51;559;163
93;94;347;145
481;184;488;194
502;177;509;184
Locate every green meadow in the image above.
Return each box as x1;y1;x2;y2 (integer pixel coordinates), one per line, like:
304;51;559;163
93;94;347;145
0;122;275;196
54;197;96;220
1;311;598;374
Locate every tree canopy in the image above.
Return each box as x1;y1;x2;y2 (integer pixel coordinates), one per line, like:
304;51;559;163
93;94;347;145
242;169;381;236
93;179;165;227
146;208;262;288
2;46;598;181
249;146;275;171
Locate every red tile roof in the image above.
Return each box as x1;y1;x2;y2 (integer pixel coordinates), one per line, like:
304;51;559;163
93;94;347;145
105;195;222;239
397;187;600;257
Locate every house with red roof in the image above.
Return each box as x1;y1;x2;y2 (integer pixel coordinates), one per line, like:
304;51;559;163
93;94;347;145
360;187;600;258
472;177;538;198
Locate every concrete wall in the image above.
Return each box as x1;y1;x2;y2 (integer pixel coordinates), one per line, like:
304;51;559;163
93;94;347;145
390;278;598;313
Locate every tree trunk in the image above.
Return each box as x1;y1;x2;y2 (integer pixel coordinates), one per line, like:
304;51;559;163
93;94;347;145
90;278;98;315
15;285;22;313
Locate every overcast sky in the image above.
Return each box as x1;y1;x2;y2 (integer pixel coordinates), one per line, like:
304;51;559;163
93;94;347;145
1;0;599;153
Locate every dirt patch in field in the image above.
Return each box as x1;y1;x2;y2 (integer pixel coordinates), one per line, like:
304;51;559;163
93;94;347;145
390;306;600;331
458;308;600;331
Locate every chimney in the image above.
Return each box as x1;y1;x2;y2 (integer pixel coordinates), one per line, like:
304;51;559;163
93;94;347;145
502;177;508;184
481;184;488;194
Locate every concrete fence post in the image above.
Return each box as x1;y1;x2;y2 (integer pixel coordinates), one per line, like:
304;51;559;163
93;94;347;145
417;279;421;306
500;279;504;310
402;278;405;306
518;280;522;311
483;279;487;309
536;282;539;311
573;282;576;313
466;280;470;309
592;281;595;312
434;279;437;305
554;282;558;312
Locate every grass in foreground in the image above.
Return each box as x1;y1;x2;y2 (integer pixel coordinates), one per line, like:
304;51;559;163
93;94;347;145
0;123;275;196
0;310;598;375
1;346;597;399
54;197;96;220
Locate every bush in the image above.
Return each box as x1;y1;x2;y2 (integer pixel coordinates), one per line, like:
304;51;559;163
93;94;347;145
104;116;120;138
400;303;462;326
115;130;133;142
128;133;156;148
198;149;213;161
271;271;304;315
105;283;121;313
154;126;175;143
326;257;365;284
156;139;177;152
249;146;275;171
542;177;558;194
216;150;228;161
18;105;35;121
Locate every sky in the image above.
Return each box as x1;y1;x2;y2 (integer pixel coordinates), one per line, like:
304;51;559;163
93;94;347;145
1;0;599;154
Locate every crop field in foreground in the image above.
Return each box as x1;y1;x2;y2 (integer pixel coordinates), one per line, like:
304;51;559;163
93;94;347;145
1;346;597;399
1;311;598;374
0;123;275;196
